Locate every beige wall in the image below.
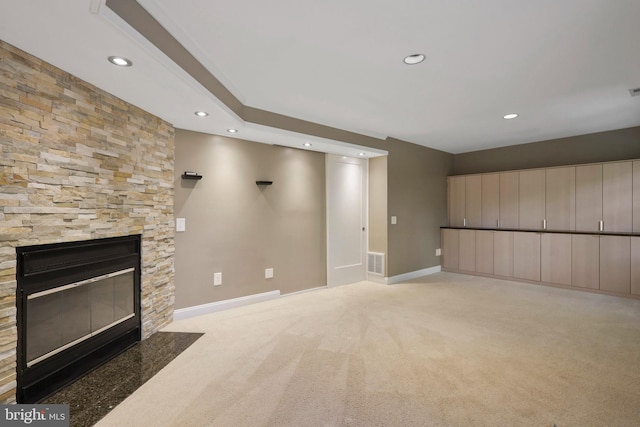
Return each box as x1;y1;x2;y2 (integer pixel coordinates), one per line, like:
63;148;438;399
454;126;640;175
386;139;454;277
174;130;326;309
368;156;388;269
0;41;175;403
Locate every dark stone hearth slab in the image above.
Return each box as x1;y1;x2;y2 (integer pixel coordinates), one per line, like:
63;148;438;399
42;331;203;427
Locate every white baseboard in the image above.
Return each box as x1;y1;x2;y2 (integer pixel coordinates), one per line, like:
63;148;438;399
173;290;281;321
367;273;388;285
387;265;441;284
283;286;327;297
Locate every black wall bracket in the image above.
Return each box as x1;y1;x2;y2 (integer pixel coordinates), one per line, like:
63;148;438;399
182;171;202;180
256;181;273;186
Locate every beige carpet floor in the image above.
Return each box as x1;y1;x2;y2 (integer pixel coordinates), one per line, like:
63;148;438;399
96;272;640;426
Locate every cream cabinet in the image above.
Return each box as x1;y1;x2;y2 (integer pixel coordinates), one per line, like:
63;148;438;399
513;232;541;281
545;166;576;231
575;164;603;232
599;236;630;294
571;235;599;290
602;162;633;232
441;228;638;299
481;173;500;229
499;172;519;228
475;230;494;274
632;237;640;295
518;169;545;230
444;157;639;300
448;176;465;227
541;233;571;286
458;229;476;272
441;228;459;270
493;231;514;277
465;175;482;228
448;175;482;228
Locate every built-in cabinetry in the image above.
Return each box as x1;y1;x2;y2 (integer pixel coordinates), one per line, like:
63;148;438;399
541;233;571;286
571;235;599;289
444;158;640;300
448;175;482;228
441;228;640;299
448;159;640;233
545;166;575;231
481;174;500;229
518;170;545;230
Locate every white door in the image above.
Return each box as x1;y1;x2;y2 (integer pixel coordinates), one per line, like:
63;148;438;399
326;154;367;286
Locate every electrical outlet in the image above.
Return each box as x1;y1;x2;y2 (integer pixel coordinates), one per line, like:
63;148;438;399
213;272;222;286
265;268;274;279
436;248;441;256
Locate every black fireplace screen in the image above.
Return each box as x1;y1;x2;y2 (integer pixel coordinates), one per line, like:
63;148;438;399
16;235;141;403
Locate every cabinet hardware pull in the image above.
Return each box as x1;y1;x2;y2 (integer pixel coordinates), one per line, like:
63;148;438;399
599;220;603;232
463;218;466;227
497;219;500;228
543;219;547;230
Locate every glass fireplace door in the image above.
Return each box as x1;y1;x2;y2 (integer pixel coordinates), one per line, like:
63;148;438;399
26;268;135;366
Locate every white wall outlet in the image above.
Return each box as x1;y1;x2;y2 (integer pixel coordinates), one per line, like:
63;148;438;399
265;268;274;279
213;272;222;286
436;248;442;256
391;216;397;225
176;218;186;232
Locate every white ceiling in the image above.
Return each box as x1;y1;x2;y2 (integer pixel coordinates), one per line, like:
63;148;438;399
2;0;639;155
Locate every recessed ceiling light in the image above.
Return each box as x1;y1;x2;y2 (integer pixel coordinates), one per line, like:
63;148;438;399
503;113;519;120
194;111;208;117
227;129;238;133
303;143;312;147
108;56;132;67
403;54;425;65
358;152;366;157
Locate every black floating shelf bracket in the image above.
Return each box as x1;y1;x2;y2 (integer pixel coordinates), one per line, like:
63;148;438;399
256;180;273;186
182;171;202;180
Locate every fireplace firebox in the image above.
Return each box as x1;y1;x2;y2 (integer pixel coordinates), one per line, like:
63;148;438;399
16;235;141;403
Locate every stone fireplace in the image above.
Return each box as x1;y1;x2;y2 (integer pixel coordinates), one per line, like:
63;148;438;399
16;235;142;402
0;41;175;402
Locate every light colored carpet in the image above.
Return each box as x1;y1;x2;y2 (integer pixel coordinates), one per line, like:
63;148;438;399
96;272;640;426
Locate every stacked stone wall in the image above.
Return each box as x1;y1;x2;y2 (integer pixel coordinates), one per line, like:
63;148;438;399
0;41;175;402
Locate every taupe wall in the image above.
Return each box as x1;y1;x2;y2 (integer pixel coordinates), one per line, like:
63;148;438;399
386;139;454;277
454;126;640;175
368;156;388;272
174;130;326;309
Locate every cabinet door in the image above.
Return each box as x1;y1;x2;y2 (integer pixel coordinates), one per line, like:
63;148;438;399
459;229;476;272
519;169;545;230
571;235;599;290
493;231;514;277
634;161;640;233
465;175;482;228
513;232;541;281
632;237;640;296
575;164;602;232
476;230;494;274
499;172;519;229
448;176;465;227
602;162;633;233
600;236;630;295
545;166;575;231
541;233;571;286
481;173;500;229
441;229;459;270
